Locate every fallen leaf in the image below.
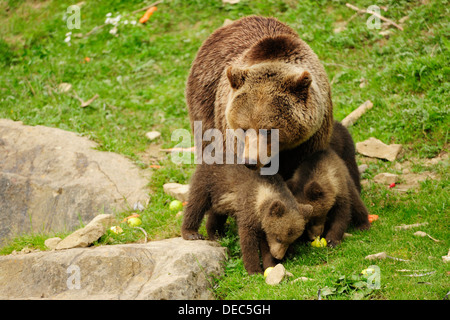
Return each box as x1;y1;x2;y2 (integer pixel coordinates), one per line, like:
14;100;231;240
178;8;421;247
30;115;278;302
139;6;157;24
58;83;72;93
133;201;145;212
318;286;336;299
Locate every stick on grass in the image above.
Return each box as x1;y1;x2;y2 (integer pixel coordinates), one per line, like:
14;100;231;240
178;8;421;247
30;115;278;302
341;100;373;127
345;3;404;31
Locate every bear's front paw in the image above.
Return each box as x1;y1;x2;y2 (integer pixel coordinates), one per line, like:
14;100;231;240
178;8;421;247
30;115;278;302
355;221;371;231
246;268;264;275
182;230;205;240
326;238;340;248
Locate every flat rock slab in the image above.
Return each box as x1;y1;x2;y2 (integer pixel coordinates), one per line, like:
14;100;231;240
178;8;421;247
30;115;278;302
0;237;227;300
163;183;190;202
0;119;150;244
265;263;286;285
356;137;402;161
373;172;399;184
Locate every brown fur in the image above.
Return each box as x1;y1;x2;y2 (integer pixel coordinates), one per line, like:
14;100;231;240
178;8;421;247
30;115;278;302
186;16;333;179
181;164;313;274
287;149;370;247
330;121;361;193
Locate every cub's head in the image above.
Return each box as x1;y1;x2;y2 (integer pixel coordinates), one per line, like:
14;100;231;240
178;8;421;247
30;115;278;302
261;199;313;260
225;62;324;168
299;180;333;240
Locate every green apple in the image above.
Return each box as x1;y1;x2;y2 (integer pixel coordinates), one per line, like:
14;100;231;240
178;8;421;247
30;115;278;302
110;226;123;234
169;200;183;212
127;217;142;227
311;236;327;248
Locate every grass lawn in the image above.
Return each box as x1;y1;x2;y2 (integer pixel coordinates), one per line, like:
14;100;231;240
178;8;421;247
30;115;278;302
0;0;448;300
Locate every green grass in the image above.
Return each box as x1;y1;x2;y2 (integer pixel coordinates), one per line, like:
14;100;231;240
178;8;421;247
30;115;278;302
0;0;448;299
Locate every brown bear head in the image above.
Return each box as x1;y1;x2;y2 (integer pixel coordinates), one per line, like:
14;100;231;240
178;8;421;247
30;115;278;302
261;199;313;260
225;62;325;168
294;180;336;240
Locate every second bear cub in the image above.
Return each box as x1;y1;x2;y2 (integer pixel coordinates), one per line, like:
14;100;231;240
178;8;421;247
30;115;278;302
287;148;370;247
182;164;313;274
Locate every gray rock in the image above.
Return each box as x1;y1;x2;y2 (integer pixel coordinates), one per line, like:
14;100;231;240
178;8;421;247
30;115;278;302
373;172;399;184
0;119;150;244
358;164;369;174
265;263;286;285
356;137;402;161
55;214;115;250
57;83;72;93
44;237;62;250
145;131;161;141
291;277;314;283
163;183;190;202
0;237;227;300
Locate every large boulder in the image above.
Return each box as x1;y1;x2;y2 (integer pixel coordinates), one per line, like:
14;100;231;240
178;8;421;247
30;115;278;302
0;237;227;300
0;119;150;244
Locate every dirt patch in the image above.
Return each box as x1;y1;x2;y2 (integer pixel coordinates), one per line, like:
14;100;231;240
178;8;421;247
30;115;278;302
139;142;166;166
360;151;446;192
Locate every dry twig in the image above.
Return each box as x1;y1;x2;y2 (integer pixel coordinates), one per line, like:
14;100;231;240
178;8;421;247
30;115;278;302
341;100;373;127
345;3;404;31
395;222;429;230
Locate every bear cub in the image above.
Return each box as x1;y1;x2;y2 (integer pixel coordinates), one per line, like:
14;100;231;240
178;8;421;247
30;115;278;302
181;164;313;274
287;122;371;247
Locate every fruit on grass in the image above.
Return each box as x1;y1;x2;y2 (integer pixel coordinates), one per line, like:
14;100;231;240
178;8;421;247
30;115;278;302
311;236;327;248
127;217;142;227
169;200;183;212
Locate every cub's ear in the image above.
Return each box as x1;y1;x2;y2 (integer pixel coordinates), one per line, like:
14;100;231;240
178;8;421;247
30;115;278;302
298;203;313;217
305;181;324;201
227;66;248;89
288;70;312;93
268;200;286;217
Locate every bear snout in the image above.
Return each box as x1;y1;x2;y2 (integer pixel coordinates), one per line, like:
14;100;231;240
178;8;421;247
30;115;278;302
270;243;289;260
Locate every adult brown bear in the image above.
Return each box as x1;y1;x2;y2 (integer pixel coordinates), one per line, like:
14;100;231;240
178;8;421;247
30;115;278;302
185;16;333;179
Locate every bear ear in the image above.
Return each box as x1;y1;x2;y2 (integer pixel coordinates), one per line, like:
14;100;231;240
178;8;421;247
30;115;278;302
289;70;312;93
298;203;314;217
268;200;286;217
227;66;248;90
305;181;324;201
